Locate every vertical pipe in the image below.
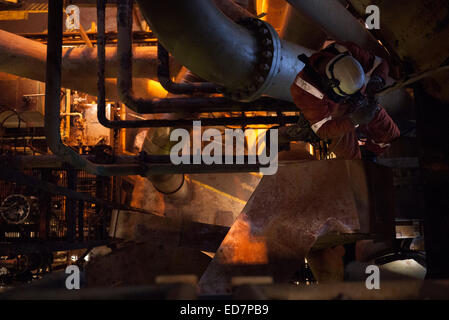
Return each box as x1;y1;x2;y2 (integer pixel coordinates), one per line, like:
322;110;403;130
99;0;188;197
95;176;105;239
38;169;52;241
45;0;64;156
97;0;107;126
66;168;77;241
65;89;71;140
78;200;84;241
157;43;220;94
117;0;135;108
45;0;143;176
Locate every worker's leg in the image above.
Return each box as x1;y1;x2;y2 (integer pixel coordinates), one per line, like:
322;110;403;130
359;107;401;155
330;130;361;159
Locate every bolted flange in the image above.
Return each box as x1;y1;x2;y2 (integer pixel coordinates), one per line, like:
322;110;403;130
224;18;282;102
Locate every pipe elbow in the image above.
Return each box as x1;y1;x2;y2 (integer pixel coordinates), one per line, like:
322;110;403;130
137;0;312;102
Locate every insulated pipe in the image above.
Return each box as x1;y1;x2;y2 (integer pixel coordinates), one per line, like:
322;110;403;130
284;0;387;57
136;0;313;102
0;29;161;81
62;46;165;79
0;29;164;99
45;0;143;177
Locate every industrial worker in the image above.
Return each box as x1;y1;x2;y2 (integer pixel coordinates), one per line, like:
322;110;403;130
290;41;400;159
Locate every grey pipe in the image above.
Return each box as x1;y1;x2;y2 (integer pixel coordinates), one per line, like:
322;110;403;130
213;0;255;21
136;0;258;92
136;0;313;102
280;4;327;51
285;0;387;57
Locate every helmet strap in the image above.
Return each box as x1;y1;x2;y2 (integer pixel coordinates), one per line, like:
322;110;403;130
326;52;352;97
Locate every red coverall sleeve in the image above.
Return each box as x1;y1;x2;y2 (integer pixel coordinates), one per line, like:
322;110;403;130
338;41;389;82
290;73;355;140
316;117;355;140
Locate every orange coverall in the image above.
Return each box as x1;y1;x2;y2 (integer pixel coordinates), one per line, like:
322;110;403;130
290;42;400;159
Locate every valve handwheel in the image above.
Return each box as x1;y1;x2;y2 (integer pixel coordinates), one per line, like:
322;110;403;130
0;194;31;224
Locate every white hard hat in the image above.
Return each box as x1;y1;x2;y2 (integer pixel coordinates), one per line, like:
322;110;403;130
325;54;365;96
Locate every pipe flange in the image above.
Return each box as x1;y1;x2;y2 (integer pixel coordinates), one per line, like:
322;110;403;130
224;18;281;102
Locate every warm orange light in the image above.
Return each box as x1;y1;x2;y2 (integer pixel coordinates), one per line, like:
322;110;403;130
219;216;268;265
308;143;314;156
256;0;269;21
146;80;169;98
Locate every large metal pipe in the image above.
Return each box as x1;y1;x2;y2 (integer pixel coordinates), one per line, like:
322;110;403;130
285;0;387;57
115;0;301;116
98;0;298;129
213;0;254;21
155;0;254;94
0;29;161;98
137;0;258;92
280;4;327;51
136;0;313;102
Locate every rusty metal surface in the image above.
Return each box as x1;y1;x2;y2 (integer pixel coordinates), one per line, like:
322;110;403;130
198;160;395;294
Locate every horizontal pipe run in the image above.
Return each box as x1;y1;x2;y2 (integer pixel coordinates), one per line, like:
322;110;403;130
98;109;299;129
1;154;274;174
144;163;267;174
103;96;298;115
19;30;157;45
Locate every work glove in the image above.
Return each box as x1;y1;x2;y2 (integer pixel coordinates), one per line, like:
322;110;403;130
348;101;380;126
365;75;385;98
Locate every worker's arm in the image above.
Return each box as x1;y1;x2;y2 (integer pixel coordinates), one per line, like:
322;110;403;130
291;74;356;140
313;116;356;140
